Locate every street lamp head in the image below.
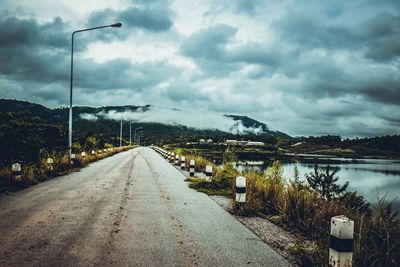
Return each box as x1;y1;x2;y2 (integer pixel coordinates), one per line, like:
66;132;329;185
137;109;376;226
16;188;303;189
111;22;122;28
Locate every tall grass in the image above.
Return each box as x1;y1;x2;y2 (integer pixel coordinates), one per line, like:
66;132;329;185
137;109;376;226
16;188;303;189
172;147;400;266
0;146;134;193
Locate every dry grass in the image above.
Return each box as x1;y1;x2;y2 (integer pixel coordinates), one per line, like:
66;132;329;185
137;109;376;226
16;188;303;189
0;146;134;193
176;152;400;266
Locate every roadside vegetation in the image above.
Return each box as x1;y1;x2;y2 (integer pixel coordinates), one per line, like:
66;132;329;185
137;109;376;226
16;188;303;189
174;148;400;266
0;144;134;193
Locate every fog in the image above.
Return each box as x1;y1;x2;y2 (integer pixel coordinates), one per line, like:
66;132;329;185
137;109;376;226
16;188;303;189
79;106;269;135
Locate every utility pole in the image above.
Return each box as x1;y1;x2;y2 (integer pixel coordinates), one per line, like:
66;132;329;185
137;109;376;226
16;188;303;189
129;122;132;146
120;117;122;147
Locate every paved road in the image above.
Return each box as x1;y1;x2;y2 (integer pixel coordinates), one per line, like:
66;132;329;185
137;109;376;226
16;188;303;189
0;147;290;266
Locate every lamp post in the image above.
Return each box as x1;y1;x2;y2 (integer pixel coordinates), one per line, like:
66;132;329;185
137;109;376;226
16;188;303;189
137;130;143;146
119;116;123;147
129;122;134;146
68;22;122;164
134;127;142;145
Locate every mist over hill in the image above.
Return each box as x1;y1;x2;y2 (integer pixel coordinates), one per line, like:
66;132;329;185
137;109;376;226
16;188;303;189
0;99;289;138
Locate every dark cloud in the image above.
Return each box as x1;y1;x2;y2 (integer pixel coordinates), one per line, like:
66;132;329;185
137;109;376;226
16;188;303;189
275;10;400;62
0;16;68;48
88;5;173;33
181;24;236;60
180;24;289;77
74;59;180;91
363;12;400;62
0;14;180;106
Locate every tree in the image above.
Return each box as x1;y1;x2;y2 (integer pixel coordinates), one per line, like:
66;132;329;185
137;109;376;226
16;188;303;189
306;165;348;200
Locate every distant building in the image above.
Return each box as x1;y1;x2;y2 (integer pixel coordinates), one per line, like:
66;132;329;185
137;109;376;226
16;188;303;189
246;141;264;146
199;139;206;144
226;140;238;145
206;139;213;143
238;141;248;146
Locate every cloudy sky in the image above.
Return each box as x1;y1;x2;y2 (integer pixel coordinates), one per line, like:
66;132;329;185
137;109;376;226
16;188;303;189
0;0;399;137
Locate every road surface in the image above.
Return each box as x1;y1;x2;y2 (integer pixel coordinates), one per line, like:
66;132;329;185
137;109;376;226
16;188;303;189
0;147;290;266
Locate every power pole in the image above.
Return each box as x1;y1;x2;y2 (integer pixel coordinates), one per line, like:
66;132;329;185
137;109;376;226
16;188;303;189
120;117;122;147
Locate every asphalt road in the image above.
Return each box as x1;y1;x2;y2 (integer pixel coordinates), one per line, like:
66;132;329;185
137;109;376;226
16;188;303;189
0;147;290;266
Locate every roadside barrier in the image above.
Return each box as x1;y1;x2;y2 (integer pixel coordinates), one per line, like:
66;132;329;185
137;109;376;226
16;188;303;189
46;158;54;171
12;163;22;181
189;160;195;177
71;153;75;164
329;215;354;267
181;156;186;170
205;165;212;182
235;176;246;203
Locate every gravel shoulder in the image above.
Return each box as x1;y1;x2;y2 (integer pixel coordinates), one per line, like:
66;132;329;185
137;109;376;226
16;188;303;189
210;195;301;266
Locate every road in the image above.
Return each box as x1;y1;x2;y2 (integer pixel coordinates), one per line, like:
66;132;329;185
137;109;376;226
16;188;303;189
0;147;290;266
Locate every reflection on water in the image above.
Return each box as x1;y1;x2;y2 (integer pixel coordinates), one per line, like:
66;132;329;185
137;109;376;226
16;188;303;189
233;157;400;210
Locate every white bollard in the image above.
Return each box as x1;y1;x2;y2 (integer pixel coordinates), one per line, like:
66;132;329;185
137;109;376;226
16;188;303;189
175;154;179;166
91;150;95;155
46;158;54;171
205;165;212;182
329;215;354;267
170;153;175;163
235;176;246;203
12;163;22;181
181;156;186;170
71;153;75;164
167;152;171;161
81;151;86;158
189;160;195;177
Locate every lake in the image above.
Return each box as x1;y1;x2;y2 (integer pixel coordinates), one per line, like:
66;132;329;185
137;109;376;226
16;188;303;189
232;156;400;210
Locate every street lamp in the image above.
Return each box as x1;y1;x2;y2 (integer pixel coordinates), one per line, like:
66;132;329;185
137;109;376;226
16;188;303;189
129;122;134;146
68;22;122;164
134;127;142;145
119;116;123;147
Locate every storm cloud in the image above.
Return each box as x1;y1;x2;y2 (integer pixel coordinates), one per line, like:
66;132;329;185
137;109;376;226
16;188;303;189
0;0;399;137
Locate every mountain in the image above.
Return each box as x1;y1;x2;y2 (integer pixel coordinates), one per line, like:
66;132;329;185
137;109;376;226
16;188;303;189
224;115;291;138
0;99;291;165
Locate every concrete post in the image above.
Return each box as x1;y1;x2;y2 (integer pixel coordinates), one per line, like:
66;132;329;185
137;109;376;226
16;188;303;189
175;154;179;166
189;160;195;177
205;165;212;182
181;156;186;170
329;215;354;267
235;176;246;203
46;158;54;171
12;163;22;181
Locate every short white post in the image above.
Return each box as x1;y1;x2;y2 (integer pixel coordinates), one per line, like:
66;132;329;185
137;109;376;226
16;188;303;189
167;152;171;160
12;163;22;181
98;150;102;154
235;176;246;203
180;156;186;170
175;154;179;166
170;153;175;163
189;160;195;177
329;215;354;267
46;158;54;171
81;151;86;158
205;165;212;182
91;150;95;155
71;153;75;164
